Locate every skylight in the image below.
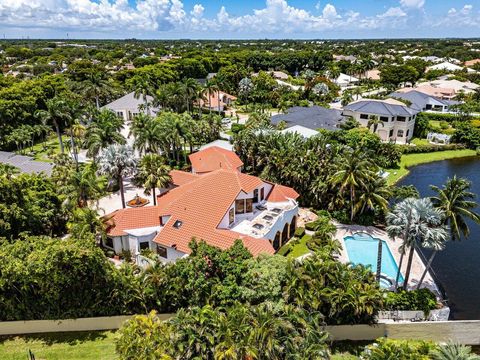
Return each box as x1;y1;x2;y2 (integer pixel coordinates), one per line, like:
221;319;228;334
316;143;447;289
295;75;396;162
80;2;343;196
173;220;183;229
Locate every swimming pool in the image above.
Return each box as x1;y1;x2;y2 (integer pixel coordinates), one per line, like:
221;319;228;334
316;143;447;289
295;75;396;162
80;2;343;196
343;232;404;288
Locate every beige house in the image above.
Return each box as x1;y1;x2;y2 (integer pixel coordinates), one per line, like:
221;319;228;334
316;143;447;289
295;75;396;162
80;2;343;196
342;99;418;144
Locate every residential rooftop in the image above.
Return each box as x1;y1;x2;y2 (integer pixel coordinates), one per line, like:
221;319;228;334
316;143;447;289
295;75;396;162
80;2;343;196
271;106;345;131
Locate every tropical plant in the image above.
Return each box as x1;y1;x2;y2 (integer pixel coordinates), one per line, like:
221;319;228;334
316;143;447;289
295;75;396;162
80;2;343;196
367;115;384;134
35;96;71;153
430;342;480;360
84;109;125;159
138;154;172;205
98;144;137;208
386;198;448;290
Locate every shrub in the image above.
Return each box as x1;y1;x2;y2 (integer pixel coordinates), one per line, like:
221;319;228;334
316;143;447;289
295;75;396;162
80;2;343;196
294;227;306;237
362;338;435;360
383;289;437;315
399;143;466;154
231;123;246;134
305;221;317;231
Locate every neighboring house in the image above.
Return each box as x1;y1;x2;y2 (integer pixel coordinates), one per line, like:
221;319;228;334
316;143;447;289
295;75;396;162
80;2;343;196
333;55;357;62
271;106;346;131
103;91;158;122
335;73;359;88
390;90;459;113
252;71;289;80
342;99;419;143
0;151;53;176
365;69;381;81
396;85;457;100
280;125;319;139
426;61;476;73
427;132;451;145
189;146;243;174
199;139;234;152
104;157;300;263
416;79;480;95
465;59;480;67
199;91;236;111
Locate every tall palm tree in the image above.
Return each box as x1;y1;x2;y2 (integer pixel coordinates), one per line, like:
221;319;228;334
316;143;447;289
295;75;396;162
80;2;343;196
81;71;110;109
98;144;137;209
138;154;172;205
180;78;199;113
417;176;480;289
132;75;153;115
386;198;448;290
36;96;70;154
130;113;160;155
329;148;376;222
84;109;125;160
204;79;219;114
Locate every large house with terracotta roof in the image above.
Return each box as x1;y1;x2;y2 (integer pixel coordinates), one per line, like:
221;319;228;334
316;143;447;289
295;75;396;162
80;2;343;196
103;148;299;264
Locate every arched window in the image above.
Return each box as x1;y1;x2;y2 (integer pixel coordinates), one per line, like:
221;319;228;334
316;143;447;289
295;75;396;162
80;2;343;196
273;232;281;251
397;129;404;137
282;223;289;245
289;216;297;237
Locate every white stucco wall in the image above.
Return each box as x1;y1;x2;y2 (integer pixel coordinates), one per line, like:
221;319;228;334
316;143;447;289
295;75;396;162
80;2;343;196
262;203;299;242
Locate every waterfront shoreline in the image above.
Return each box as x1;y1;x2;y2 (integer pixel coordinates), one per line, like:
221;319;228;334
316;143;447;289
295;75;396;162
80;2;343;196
386;150;478;185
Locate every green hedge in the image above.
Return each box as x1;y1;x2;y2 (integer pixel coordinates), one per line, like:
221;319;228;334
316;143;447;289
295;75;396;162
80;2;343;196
383;289;437;315
419;112;480;122
400;143;466;154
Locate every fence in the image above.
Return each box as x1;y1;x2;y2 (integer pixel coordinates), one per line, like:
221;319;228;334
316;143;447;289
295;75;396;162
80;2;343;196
1;316;480;345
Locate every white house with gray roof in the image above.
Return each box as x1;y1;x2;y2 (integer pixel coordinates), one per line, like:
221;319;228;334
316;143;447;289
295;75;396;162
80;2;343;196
271;106;346;131
342;99;419;143
103;91;158;122
390;90;459;113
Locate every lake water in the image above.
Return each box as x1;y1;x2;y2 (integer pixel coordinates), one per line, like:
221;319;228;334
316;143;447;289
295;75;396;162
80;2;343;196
398;156;480;320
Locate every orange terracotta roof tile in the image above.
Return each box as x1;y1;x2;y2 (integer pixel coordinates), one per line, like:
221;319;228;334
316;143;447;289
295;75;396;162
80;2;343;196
169;170;200;186
189;146;243;173
105;206;160;236
267;184;299;202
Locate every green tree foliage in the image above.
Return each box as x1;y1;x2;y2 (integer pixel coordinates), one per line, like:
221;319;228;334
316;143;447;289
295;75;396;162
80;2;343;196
116;303;330;360
0;236;142;320
362;338;435;360
0;173;65;239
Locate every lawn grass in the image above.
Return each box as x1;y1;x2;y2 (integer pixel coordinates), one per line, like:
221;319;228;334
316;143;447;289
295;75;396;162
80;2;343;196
278;234;312;258
386;149;478;185
0;331;118;360
16;134;67;162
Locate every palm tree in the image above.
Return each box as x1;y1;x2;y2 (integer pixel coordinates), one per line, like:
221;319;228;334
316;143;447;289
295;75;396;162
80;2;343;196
138;154;172;205
386;198;448;290
329;148;376;222
59;163;106;210
130;113;161;155
431;342;480;360
81;71;110;109
180;78;199;113
416;176;480;289
132;75;153;115
204;79;219;114
36;96;70;154
367;115;384;134
341;91;354;106
431;176;480;241
352;86;363;100
84;109;125;160
98;144;137;209
327;64;341;84
67;207;106;241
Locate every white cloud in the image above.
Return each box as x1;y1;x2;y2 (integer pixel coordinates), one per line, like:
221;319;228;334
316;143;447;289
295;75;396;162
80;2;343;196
378;7;407;18
0;0;473;37
191;4;204;18
433;4;478;28
400;0;425;9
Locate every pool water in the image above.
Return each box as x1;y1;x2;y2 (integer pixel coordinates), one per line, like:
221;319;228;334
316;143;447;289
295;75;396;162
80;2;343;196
343;233;404;288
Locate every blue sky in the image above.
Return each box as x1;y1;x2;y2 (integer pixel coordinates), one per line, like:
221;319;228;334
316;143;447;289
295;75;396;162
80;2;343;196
0;0;479;39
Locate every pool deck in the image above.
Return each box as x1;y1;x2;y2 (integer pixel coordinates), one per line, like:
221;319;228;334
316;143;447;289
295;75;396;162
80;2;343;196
334;223;441;296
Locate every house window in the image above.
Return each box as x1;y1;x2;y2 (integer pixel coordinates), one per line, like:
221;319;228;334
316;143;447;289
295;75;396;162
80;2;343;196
229;207;235;225
253;189;259;203
380;116;389;122
260;188;265;201
139;242;149;250
156;245;167;258
116;111;124;118
397;116;406;122
389;129;394;137
246;198;253;213
235;199;245;214
360;114;369;120
397;129;404;137
406;129;410;137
